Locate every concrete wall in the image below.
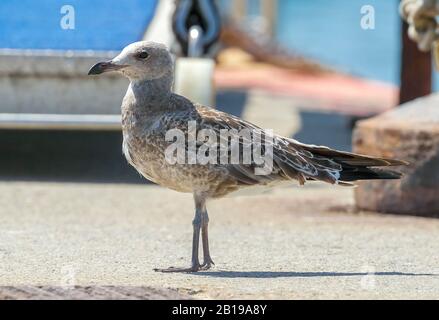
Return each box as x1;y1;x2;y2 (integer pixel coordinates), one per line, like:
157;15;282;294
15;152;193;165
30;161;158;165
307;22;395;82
0;49;129;115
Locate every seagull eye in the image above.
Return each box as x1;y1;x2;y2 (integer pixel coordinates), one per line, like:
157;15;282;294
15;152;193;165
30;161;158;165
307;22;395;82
137;51;150;60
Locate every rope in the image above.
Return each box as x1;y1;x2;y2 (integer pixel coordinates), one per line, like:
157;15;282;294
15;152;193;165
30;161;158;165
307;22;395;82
400;0;439;51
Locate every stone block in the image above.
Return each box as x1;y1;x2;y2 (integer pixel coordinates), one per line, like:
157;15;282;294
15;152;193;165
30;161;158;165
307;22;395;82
353;93;439;217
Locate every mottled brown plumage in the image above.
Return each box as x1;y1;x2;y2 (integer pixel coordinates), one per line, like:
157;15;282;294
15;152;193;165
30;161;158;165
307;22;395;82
89;41;407;272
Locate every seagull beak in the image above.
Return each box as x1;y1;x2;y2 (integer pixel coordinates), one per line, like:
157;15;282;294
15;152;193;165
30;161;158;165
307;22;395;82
87;61;126;75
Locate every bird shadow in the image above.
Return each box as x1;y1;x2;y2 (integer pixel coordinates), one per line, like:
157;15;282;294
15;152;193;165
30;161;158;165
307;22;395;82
190;271;438;279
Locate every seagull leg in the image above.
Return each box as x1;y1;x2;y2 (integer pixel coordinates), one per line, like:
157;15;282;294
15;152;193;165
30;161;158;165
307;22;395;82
154;194;204;273
200;208;214;270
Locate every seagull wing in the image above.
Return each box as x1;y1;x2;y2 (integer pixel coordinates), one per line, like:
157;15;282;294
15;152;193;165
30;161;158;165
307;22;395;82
194;105;407;187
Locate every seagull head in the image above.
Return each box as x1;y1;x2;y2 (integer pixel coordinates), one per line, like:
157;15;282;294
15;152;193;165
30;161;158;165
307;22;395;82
88;41;173;82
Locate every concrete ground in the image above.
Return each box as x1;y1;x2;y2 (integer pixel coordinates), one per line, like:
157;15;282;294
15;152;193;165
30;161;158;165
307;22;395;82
0;181;438;299
0;90;436;299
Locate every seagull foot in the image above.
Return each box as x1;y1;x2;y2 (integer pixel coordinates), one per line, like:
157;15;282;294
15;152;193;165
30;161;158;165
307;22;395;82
154;264;201;273
200;258;215;271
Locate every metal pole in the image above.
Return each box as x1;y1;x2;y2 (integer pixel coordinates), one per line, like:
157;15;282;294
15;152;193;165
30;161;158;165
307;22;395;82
399;20;432;104
232;0;247;23
261;0;277;38
188;25;204;57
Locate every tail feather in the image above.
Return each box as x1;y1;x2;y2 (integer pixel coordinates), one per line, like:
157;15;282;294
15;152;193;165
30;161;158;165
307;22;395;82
298;143;408;167
286;139;408;184
339;167;403;182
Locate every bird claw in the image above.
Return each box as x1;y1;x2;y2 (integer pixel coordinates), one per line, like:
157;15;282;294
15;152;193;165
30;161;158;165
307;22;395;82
154;258;214;273
199;263;212;271
200;258;215;270
154;264;201;273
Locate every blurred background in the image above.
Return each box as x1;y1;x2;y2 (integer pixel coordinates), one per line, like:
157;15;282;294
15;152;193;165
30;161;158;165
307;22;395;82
0;0;435;187
1;0;439;300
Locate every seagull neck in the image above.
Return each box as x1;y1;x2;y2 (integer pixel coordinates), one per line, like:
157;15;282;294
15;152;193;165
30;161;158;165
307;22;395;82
129;72;173;108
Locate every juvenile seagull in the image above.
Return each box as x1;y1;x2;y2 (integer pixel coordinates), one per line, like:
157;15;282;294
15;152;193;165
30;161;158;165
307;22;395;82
88;41;407;273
